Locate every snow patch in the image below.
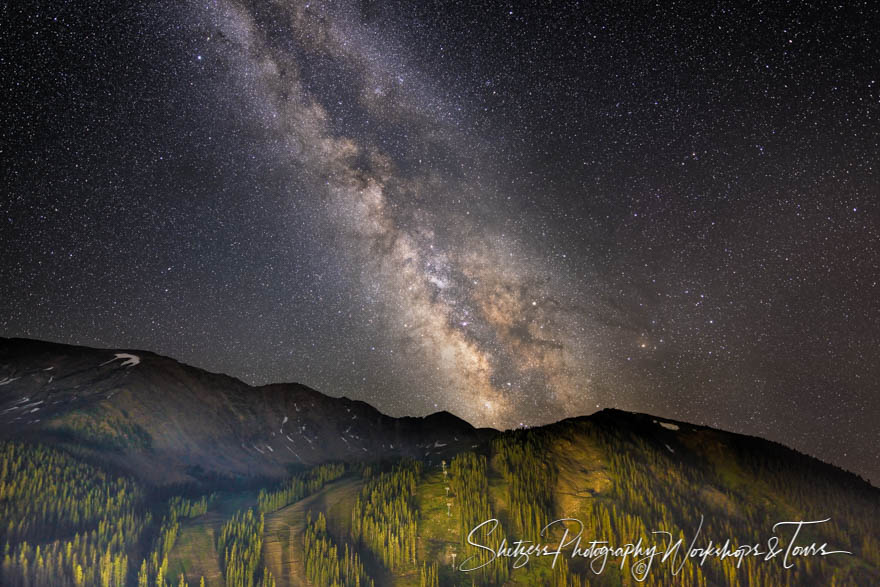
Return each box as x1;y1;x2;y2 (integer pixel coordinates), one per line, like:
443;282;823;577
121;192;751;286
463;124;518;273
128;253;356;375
2;399;44;415
100;353;141;368
665;444;675;453
433;440;447;448
265;445;274;453
43;366;54;371
658;421;679;431
0;377;19;386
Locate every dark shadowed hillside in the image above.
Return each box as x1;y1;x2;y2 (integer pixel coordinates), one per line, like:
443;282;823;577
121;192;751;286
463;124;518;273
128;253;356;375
0;338;492;485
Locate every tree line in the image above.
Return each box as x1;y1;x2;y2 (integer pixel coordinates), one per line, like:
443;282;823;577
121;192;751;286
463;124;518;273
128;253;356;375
0;442;145;586
256;463;345;514
448;452;509;585
350;460;421;573
216;508;275;587
137;494;215;586
304;511;373;587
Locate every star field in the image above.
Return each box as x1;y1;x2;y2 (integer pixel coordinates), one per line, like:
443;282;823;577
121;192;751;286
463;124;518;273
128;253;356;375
1;0;878;482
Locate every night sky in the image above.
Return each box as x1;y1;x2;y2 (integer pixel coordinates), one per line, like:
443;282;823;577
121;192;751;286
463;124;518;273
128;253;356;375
1;1;878;482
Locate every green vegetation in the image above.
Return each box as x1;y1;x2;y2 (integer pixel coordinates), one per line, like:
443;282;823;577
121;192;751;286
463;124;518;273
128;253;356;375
351;460;422;573
492;431;556;538
50;405;152;451
0;441;146;587
449;452;509;585
168;496;215;520
491;432;574;586
138;495;216;586
214;465;348;586
418;561;439;587
216;509;274;587
1;415;878;586
256;463;345;514
304;511;373;587
552;418;880;585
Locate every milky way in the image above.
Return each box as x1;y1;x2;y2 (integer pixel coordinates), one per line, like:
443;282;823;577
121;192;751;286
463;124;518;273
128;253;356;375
1;0;878;481
203;0;601;426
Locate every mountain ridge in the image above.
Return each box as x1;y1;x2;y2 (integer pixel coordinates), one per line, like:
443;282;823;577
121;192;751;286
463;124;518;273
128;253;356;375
0;336;491;485
0;337;878;585
0;336;875;493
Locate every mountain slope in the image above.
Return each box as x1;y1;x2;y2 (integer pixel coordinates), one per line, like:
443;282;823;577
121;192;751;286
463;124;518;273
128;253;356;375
0;337;492;485
0;337;877;586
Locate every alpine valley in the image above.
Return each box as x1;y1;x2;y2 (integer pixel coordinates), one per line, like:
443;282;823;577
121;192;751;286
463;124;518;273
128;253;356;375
0;337;877;586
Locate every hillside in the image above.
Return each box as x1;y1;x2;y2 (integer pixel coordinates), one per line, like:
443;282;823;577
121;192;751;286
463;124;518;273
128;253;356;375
0;337;877;586
0;337;492;485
